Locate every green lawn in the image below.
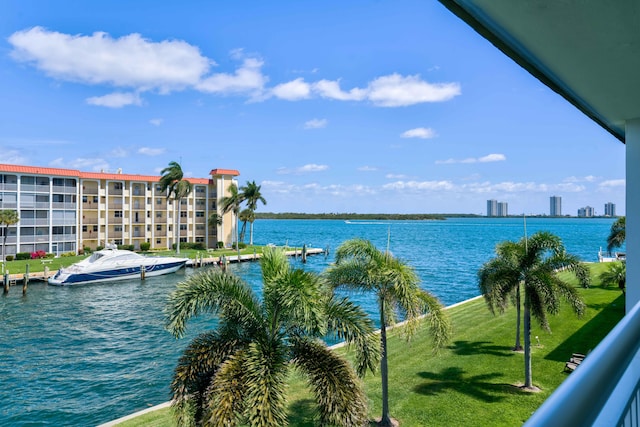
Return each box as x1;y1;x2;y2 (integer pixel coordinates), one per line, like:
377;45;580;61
116;262;623;426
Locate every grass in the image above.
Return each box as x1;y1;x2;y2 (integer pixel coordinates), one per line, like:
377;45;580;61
116;262;624;426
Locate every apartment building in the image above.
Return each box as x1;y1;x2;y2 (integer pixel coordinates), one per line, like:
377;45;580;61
0;164;239;256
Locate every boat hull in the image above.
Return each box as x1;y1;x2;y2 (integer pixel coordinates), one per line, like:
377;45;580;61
48;260;187;286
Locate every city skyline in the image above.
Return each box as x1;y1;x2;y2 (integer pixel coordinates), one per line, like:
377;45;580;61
0;1;626;214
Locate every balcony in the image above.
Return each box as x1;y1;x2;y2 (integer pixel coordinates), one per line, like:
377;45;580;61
52;234;76;242
52;185;76;194
525;299;640;426
82;217;99;225
20;218;49;226
0;183;18;191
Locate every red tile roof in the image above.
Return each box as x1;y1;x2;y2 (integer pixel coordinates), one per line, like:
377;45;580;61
210;168;240;176
0;163;234;184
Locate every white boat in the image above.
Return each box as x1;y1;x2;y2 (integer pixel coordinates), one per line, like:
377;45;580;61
598;247;626;263
49;244;188;286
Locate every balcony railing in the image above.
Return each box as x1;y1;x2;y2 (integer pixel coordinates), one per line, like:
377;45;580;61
525;299;640;426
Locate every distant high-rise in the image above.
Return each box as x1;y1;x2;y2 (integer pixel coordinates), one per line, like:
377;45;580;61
487;199;508;217
497;202;508;217
605;202;616;217
578;206;594;217
487;199;498;217
550;196;562;216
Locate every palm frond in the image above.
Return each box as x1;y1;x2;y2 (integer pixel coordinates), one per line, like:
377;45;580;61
171;331;242;426
291;337;369;427
166;269;263;338
243;341;289;427
418;289;452;352
204;350;247;427
325;296;380;376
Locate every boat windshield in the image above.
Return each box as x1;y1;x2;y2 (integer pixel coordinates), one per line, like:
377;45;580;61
88;253;104;263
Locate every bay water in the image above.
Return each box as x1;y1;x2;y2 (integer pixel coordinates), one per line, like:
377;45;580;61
0;217;619;426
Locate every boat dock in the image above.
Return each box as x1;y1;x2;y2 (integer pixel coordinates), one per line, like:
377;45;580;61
1;247;327;288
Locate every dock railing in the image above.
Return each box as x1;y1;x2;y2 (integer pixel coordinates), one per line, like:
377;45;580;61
525;298;640;426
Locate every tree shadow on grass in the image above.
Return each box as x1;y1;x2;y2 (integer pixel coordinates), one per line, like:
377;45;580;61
546;294;625;363
287;398;317;427
415;367;526;403
449;340;515;357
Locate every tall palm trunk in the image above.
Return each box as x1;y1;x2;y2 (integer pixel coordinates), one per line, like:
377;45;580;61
2;228;7;294
514;284;522;351
523;290;533;388
379;298;392;427
249;221;254;245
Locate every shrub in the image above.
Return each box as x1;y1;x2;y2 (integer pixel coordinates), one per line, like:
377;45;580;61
30;250;47;259
231;242;247;250
117;244;134;251
217;241;224;249
61;251;76;257
140;242;151;252
83;246;92;254
45;252;55;259
16;252;30;260
6;255;14;261
96;246;104;251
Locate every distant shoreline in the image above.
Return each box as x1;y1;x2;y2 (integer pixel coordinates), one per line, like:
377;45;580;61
255;213;620;220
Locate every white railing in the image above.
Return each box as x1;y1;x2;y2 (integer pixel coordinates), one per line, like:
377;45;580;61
525;299;640;426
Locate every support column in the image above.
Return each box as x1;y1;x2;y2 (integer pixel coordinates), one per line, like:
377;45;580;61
626;119;640;313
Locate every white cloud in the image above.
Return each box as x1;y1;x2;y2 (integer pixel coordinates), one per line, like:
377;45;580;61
86;92;142;108
196;57;267;96
358;166;378;172
0;149;27;164
138;147;166;156
9;27;210;92
8;28;461;108
401;127;437;139
149;118;163;126
304;118;328;129
298;163;328;172
50;157;109;172
276;164;329;175
271;78;311;100
313;79;367;101
564;175;598;183
436;153;506;164
367;74;461;107
599;179;625;188
383;180;455;191
110;147;128;157
386;173;410;179
478;154;506;163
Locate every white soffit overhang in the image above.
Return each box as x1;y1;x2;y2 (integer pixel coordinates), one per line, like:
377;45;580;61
438;0;640;143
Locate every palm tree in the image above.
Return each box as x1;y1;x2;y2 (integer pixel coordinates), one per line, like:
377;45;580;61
607;216;626;252
325;238;451;427
0;209;19;286
599;261;626;310
238;208;254;244
166;247;380;427
220;183;243;248
159;161;192;254
478;231;588;389
239;180;266;245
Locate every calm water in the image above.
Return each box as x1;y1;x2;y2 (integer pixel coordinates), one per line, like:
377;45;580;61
0;217;619;426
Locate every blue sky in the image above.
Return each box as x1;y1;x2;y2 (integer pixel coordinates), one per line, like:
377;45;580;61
0;1;625;215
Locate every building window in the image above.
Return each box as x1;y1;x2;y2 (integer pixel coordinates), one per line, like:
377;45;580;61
196;237;204;243
156;225;162;231
82;225;87;232
180;224;187;230
93;225;98;232
114;225;123;232
180;211;187;218
156;212;162;218
195;211;204;217
156;199;162;205
93;196;98;203
113;182;123;190
156;239;161;244
114;211;123;218
82;195;88;203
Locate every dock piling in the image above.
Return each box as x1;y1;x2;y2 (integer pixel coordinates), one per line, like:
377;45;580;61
23;264;29;295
